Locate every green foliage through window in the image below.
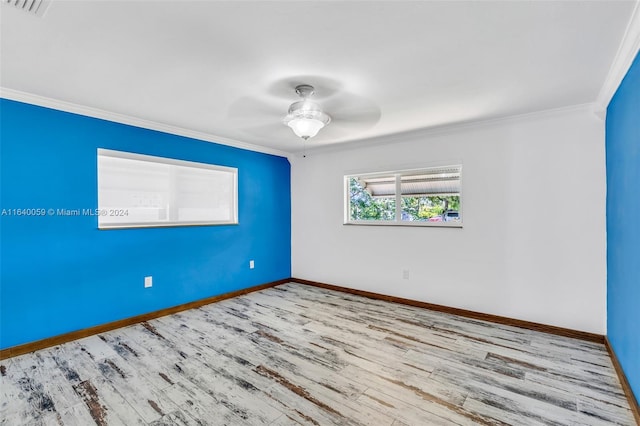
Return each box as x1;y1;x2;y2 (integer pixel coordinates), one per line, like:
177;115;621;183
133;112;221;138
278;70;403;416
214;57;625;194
349;178;396;220
401;196;460;221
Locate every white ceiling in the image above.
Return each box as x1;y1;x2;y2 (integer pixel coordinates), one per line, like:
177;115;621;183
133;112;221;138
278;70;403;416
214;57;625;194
0;1;636;154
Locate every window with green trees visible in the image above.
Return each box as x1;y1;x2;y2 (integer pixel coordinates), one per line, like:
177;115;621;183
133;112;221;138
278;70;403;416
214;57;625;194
345;166;462;226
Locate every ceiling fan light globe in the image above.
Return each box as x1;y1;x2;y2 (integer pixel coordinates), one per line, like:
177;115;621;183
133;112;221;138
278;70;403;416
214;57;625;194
287;117;325;139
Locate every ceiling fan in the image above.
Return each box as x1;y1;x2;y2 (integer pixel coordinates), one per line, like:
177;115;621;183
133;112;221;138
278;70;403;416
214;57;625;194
283;84;331;140
227;76;381;145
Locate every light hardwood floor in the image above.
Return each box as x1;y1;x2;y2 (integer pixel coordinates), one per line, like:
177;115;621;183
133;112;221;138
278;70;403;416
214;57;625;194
0;283;635;425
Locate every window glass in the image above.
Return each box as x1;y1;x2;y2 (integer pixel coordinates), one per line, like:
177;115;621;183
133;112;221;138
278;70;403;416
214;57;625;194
345;166;462;227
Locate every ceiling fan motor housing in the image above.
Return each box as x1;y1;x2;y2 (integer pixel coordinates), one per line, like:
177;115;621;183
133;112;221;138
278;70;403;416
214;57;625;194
295;84;315;98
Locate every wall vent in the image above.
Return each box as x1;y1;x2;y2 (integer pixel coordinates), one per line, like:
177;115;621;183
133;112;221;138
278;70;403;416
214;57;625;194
3;0;51;17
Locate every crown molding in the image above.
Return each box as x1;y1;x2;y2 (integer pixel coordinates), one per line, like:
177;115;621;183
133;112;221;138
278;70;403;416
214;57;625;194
0;88;291;159
595;0;640;115
298;102;597;158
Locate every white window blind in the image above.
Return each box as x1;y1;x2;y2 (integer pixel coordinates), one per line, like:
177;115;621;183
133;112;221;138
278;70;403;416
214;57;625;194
97;149;238;229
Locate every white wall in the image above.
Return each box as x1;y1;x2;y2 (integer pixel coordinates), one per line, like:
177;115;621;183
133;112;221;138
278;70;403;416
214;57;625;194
291;105;607;334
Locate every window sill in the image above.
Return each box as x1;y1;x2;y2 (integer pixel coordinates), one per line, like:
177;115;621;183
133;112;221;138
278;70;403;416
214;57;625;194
99;221;239;230
344;221;463;228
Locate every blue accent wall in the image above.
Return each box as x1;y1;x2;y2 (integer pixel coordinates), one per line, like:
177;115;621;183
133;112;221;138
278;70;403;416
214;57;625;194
0;99;291;349
606;52;640;401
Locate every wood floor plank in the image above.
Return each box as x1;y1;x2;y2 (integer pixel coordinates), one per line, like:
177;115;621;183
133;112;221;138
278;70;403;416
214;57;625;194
356;390;455;426
0;358;47;425
268;413;304;426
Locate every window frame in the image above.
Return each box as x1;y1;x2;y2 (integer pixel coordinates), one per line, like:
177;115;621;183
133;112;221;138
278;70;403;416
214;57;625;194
344;165;463;228
97;148;238;230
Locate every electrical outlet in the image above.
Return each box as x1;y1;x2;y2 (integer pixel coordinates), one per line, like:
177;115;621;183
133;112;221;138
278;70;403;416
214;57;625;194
249;260;255;269
144;276;153;288
402;269;410;280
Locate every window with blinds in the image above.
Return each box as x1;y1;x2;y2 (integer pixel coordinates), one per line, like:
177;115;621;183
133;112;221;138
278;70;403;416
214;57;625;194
97;149;238;229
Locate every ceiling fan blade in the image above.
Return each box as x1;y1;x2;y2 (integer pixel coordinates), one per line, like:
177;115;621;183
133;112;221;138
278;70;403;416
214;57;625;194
311;120;372;141
331;110;381;125
318;93;382;138
323;93;381;124
227;96;284;124
240;122;292;139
